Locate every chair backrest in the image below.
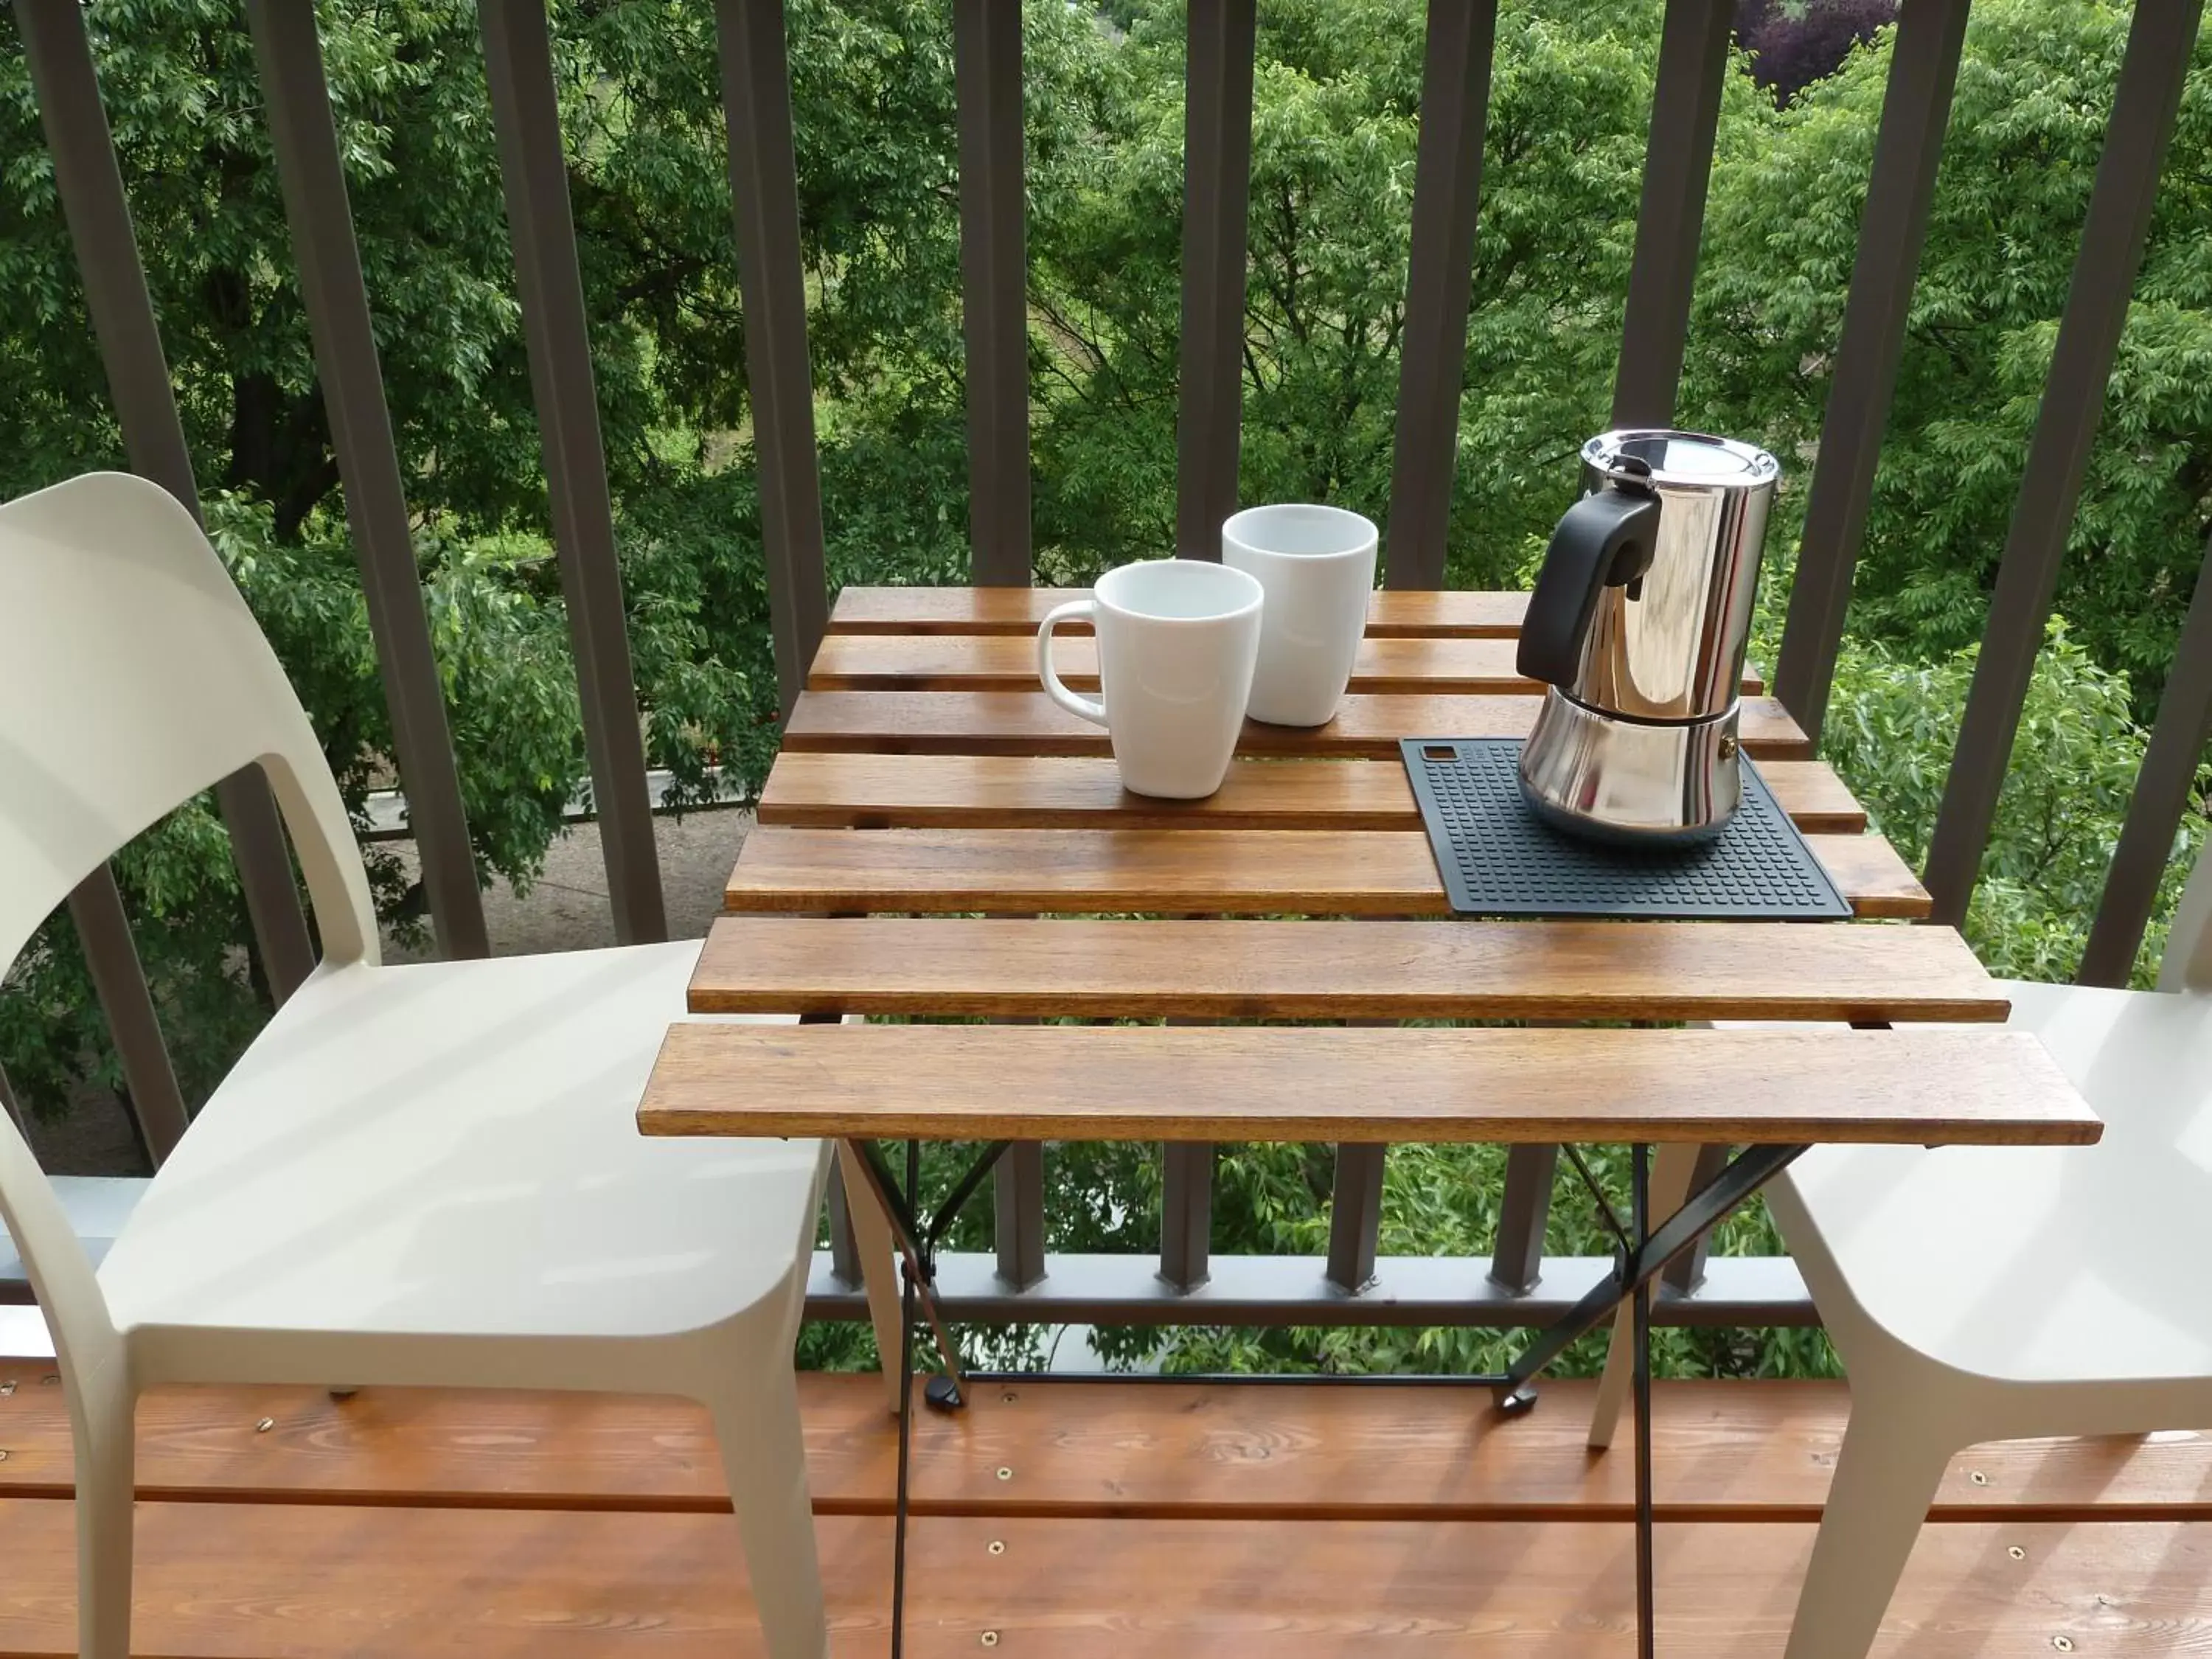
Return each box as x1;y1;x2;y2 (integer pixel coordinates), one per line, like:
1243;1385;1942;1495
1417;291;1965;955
0;472;379;1380
0;473;375;972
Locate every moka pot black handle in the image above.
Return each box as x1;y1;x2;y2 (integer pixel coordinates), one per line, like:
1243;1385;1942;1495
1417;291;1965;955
1515;477;1663;689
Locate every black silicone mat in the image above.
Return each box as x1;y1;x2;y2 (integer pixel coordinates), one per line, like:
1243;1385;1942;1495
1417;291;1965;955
1399;737;1852;920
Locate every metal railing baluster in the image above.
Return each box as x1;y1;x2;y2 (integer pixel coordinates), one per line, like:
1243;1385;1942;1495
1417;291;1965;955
1488;0;1736;1281
1662;1142;1733;1294
2079;529;2212;987
1921;0;2205;927
993;1141;1048;1290
1488;1144;1558;1294
954;0;1033;587
1324;1144;1388;1294
1174;0;1257;562
65;869;189;1165
1158;1141;1214;1291
1382;0;1499;593
1772;0;1972;748
1610;0;1733;429
1368;0;1504;1277
243;0;490;960
479;0;669;945
18;0;316;1004
714;0;832;717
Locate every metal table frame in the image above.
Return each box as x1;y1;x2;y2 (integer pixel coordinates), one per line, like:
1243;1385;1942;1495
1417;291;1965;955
841;1132;1811;1659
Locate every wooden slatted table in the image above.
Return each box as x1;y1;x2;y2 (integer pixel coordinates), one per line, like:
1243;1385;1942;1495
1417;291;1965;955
642;583;2101;1655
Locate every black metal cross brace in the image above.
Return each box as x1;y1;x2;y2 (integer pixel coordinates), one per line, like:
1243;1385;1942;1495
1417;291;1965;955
843;1134;1013;1408
1495;1140;1810;1411
844;1133;1809;1659
1497;1140;1812;1659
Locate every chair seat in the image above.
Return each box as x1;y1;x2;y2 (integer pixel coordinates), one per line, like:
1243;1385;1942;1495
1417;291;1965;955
1778;979;2212;1385
99;941;824;1349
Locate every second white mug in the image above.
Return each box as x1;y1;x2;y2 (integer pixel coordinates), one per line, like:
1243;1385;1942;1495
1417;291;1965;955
1222;503;1378;726
1037;558;1263;799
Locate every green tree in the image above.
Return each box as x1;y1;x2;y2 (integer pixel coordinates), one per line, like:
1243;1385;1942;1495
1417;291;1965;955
0;0;1114;1116
1688;0;2211;992
1027;0;1665;585
1819;622;2205;985
0;0;639;1116
1688;0;2212;710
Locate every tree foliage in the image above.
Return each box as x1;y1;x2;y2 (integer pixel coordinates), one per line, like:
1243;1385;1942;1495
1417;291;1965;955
1690;0;2212;704
1;0;2207;1378
1737;0;1898;106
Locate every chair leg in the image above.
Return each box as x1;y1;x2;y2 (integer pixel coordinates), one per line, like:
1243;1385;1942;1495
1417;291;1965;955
706;1361;830;1659
1783;1405;1955;1659
74;1383;136;1659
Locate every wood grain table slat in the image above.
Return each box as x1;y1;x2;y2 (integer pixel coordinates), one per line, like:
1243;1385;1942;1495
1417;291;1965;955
757;753;1867;834
723;825;1929;919
810;631;1764;697
830;584;1530;637
781;690;1812;759
689;915;2005;1023
642;1023;2096;1146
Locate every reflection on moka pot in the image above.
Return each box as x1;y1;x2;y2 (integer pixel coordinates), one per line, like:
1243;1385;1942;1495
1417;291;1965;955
1516;430;1780;844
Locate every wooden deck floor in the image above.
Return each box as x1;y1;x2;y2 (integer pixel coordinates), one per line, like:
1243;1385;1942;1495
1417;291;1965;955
1;1363;2207;1655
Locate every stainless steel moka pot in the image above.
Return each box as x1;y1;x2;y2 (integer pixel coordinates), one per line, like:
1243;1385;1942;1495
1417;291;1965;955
1516;430;1779;844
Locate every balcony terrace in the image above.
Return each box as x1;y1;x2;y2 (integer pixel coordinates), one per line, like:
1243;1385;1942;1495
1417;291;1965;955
3;0;2210;1655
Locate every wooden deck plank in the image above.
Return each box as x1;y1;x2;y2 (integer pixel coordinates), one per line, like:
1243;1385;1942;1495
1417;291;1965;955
0;1498;867;1658
830;585;1531;637
0;1369;893;1513
880;1380;2212;1523
810;632;1766;697
916;1518;2202;1658
0;1500;2203;1658
782;690;1814;760
722;826;1929;919
689;916;2005;1023
641;1024;2096;1146
757;754;1868;835
3;1374;2205;1523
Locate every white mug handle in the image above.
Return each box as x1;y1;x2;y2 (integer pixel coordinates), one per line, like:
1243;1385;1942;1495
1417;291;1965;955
1037;599;1108;726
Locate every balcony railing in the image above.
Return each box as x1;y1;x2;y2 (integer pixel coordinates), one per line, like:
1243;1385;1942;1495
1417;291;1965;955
4;0;2209;1339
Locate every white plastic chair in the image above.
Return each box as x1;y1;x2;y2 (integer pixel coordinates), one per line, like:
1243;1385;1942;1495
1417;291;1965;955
0;473;832;1659
1758;841;2212;1659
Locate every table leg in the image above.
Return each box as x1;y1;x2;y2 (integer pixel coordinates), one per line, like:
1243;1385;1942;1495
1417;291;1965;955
1587;1141;1703;1450
891;1139;919;1659
852;1133;1023;1656
842;1136;1001;1406
1632;1142;1655;1659
850;1130;1791;1655
1496;1141;1808;1409
835;1139;908;1416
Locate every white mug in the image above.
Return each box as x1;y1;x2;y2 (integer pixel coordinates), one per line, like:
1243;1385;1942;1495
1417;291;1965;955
1222;503;1378;726
1037;559;1264;799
